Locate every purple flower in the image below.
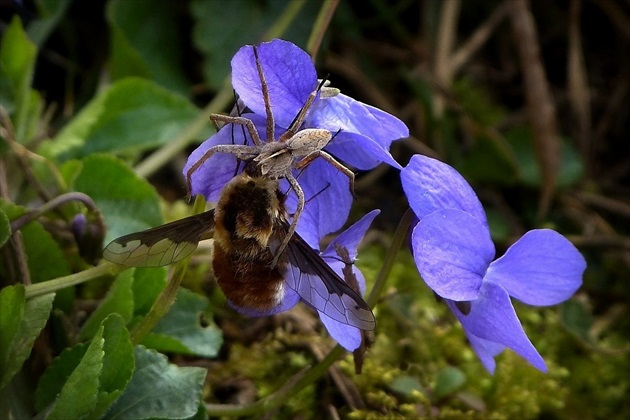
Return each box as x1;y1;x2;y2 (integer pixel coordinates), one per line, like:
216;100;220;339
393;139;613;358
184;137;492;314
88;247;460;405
230;210;380;352
184;39;407;245
400;155;585;373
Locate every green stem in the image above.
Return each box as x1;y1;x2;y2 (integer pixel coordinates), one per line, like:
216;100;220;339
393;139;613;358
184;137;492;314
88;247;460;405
204;205;413;418
134;83;234;179
206;346;345;416
129;263;187;345
307;0;340;60
261;1;306;41
24;262;122;299
129;196;206;345
10;192;104;234
367;208;415;307
135;1;306;180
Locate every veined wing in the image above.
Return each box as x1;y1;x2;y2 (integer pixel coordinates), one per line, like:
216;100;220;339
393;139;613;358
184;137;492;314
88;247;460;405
103;210;216;267
282;226;375;331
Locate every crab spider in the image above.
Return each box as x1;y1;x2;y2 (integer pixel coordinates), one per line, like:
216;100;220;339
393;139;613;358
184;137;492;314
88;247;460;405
185;46;355;266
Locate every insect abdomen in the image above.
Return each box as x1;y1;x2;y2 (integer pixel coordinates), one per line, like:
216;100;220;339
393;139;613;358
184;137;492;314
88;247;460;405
213;244;285;310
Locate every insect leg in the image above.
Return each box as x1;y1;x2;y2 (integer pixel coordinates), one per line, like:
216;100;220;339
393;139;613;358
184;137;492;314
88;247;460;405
185;143;259;198
272;172;305;267
295;151;356;198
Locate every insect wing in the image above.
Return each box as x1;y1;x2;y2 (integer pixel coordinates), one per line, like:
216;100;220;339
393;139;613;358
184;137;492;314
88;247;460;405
282;230;375;331
103;210;215;267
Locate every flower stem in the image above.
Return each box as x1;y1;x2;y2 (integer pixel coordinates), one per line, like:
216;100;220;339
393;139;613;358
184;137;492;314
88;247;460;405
367;207;415;307
135;83;234;179
261;1;306;41
24;262;122;299
206;346;345;416
129;263;187;345
129;195;207;344
308;0;340;61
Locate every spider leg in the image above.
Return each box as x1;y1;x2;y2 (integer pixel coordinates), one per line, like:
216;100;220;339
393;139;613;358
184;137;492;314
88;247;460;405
185;144;259;198
253;46;275;143
209;114;263;145
279;78;328;142
272;172;304;267
294;151;356;198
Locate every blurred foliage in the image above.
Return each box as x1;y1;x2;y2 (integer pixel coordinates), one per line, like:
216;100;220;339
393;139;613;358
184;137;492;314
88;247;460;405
1;0;628;418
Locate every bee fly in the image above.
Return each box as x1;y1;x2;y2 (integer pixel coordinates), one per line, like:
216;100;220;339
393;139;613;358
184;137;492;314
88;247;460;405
103;166;375;331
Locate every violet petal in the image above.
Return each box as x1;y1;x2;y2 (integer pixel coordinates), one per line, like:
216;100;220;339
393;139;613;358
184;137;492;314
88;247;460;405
412;209;493;300
319;312;363;351
184;124;248;202
231;39;317;129
454;281;547;372
325;131;402;170
401;155;487;224
485;229;585;306
283;158;354;247
228;287;300;317
323;209;380;261
307;93;408;168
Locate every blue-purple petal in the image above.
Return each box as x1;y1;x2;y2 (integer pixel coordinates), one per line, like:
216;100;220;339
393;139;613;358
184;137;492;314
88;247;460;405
485;229;585;306
231;39;317;129
412;209;494;300
452;281;547;373
323;209;380;262
306;93;408;168
320;210;380;296
401;155;487;224
319;312;363;351
228;287;300;317
283;158;354;247
325;258;368;297
459;326;506;374
184;125;248;202
325;131;402;170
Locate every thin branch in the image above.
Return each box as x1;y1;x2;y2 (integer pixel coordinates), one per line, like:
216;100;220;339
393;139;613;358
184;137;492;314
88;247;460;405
509;0;560;220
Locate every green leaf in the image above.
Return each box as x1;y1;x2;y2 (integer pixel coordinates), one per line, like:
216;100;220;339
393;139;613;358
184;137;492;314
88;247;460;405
0;200;72;284
58;160;83;189
0;15;37;120
79;270;135;341
73;154;162;243
191;0;318;89
35;343;90;412
433;366;466;401
389;375;424;396
131;267;168;317
560;300;594;344
35;314;134;417
0;285;26;389
0;208;10;247
39;78;200;160
92;314;135;418
27;0;73;47
105;345;207;419
46;326;105;419
0;287;54;390
457;134;520;186
143;288;222;358
107;0;189;94
505;127;585;188
0;16;40;143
